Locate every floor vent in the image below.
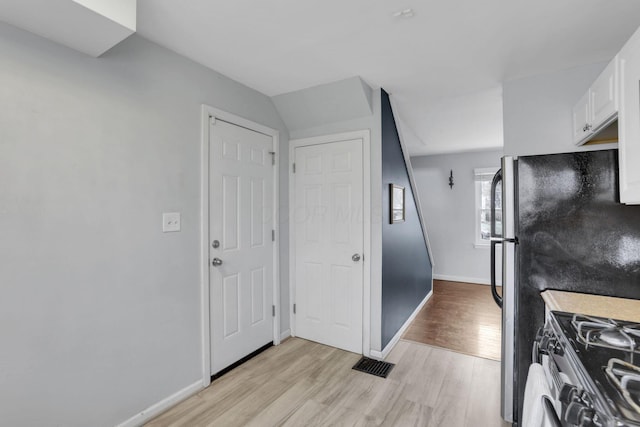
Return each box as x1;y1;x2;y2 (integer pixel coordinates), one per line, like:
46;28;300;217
352;357;395;378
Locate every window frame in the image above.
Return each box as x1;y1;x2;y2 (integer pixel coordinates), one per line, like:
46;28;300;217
474;167;500;248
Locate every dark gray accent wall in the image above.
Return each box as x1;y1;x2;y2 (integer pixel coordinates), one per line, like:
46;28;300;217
381;90;433;348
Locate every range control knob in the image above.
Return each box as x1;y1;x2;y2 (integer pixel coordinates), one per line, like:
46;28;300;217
539;335;551;355
559;383;579;404
565;401;595;426
552;341;564;356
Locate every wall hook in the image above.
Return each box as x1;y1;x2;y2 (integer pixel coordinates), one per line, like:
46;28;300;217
449;170;454;189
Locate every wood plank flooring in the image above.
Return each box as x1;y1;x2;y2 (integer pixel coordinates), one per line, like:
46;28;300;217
147;338;509;427
403;280;502;361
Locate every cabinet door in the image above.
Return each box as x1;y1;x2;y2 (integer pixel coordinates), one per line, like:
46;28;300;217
619;28;640;204
572;91;592;145
590;56;619;132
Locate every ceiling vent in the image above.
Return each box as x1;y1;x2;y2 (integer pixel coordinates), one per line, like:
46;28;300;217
392;9;415;18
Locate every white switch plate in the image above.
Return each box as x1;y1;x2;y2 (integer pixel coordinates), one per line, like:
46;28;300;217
162;212;181;232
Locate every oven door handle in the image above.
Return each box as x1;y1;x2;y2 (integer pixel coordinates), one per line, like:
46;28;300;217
541;395;562;427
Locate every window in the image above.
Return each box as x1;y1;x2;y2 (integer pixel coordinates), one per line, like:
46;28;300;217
474;167;500;247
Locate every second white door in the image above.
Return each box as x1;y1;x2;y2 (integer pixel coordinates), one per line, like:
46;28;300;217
293;138;364;354
209;118;275;374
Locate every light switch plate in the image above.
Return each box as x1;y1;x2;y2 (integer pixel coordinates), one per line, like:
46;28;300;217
162;212;181;232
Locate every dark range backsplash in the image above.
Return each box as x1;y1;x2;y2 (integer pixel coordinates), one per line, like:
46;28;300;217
518;150;640;299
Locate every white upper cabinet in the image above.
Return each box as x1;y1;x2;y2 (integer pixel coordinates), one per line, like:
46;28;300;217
590;57;619;129
618;27;640;204
572;91;592;144
573;56;619;146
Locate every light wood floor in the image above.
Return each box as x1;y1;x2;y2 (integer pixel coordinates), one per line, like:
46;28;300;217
403;280;502;361
147;338;508;427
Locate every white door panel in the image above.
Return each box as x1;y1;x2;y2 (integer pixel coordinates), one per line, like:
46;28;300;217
294;139;363;354
210;119;274;374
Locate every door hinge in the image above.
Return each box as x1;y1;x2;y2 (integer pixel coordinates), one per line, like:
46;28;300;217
293;303;296;314
272;305;276;317
269;151;276;165
272;229;275;242
293;163;296;173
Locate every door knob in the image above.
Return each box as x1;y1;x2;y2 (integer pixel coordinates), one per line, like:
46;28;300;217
352;253;361;262
212;257;223;267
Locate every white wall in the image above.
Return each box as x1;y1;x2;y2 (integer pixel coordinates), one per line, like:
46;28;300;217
0;23;288;427
503;61;608;156
411;149;503;284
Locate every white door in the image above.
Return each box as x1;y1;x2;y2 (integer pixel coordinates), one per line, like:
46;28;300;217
293;138;364;354
209;118;274;374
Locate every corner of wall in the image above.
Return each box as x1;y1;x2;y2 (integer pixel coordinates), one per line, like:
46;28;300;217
369;87;383;352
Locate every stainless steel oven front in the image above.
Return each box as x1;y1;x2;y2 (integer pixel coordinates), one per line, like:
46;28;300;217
532;312;640;427
532;318;597;427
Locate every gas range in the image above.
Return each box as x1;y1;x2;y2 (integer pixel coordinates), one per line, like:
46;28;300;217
537;311;640;426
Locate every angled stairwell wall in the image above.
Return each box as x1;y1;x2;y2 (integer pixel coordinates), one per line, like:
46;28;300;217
380;89;434;350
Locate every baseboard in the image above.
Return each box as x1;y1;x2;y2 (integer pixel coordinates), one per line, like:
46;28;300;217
116;380;203;427
280;329;291;341
433;274;497;286
369;289;434;360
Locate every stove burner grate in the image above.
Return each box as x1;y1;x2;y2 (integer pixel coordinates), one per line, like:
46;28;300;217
606;358;640;414
600;328;634;347
571;314;640;362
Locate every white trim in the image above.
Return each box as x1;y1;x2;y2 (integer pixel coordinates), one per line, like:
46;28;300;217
369;289;433;360
272;131;281;347
362;134;371;358
474;167;499;177
387;96;435;268
410;145;504;157
288;130;372;357
116;380;202;427
280;329;291;341
199;107;211;388
433;274;491;285
200;105;280;385
474;166;499;248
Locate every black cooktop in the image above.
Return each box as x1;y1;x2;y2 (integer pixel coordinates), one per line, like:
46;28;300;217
553;311;640;425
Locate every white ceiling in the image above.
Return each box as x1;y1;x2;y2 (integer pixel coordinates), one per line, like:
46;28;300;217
136;0;640;155
0;0;136;57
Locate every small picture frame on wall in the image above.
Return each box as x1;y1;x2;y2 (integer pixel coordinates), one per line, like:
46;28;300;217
390;183;405;223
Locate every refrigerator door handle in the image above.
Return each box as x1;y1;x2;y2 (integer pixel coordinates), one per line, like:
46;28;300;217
490;168;502;238
490;240;503;308
490;236;518;308
491;237;518;244
490;168;503;308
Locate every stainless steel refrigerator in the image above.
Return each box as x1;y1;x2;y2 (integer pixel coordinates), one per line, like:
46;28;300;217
489;150;640;426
